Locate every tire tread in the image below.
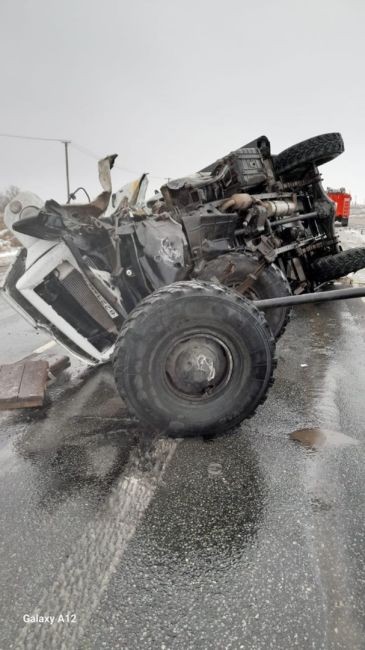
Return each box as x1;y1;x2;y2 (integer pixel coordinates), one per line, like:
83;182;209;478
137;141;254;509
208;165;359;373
274;133;344;176
113;281;276;437
310;247;365;283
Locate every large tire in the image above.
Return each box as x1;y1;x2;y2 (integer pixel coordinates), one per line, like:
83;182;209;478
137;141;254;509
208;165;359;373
113;281;275;438
274;133;344;177
310;247;365;283
198;253;291;339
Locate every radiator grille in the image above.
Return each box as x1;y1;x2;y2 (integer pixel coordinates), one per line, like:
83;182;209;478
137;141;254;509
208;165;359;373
60;269;117;334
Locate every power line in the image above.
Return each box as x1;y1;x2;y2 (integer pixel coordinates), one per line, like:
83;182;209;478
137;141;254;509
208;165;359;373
71;142;139;174
0;132;70;144
71;141;168;181
0;132;71;198
70;142;104;160
0;132;169;189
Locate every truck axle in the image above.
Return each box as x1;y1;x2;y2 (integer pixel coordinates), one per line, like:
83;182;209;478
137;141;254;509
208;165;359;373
254;286;365;309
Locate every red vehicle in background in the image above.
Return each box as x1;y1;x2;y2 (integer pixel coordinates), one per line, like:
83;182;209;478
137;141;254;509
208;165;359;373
327;187;352;227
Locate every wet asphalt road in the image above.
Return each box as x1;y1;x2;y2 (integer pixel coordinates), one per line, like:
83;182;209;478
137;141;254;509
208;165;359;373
1;289;365;649
0;294;50;363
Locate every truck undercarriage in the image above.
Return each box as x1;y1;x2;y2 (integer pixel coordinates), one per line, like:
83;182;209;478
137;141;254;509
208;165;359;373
3;132;365;436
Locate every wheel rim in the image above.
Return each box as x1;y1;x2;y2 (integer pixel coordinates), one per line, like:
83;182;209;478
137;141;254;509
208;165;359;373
164;333;233;400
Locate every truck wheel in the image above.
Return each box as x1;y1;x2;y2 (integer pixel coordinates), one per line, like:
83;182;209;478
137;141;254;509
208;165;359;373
198;253;291;339
113;281;275;438
309;247;365;283
273;133;344;177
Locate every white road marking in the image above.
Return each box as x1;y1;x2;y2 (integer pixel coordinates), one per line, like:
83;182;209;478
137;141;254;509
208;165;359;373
33;340;56;354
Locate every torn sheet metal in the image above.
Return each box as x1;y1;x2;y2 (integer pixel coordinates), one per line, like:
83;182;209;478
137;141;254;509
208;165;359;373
112;173;149;210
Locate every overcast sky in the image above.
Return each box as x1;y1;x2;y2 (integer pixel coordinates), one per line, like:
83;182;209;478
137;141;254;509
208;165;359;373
0;0;364;202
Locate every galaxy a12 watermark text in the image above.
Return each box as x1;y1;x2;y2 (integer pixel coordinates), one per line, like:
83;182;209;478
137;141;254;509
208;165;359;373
23;613;76;624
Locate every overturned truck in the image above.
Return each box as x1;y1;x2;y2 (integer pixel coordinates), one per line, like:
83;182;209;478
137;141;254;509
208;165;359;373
3;133;365;437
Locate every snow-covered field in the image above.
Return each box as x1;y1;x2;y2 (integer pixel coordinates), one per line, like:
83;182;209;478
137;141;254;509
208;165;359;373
347;204;365;230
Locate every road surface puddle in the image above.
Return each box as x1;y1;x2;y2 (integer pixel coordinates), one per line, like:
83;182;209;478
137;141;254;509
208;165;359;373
289;427;359;450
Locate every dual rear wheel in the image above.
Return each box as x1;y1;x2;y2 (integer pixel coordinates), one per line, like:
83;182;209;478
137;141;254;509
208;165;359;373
197;253;291;340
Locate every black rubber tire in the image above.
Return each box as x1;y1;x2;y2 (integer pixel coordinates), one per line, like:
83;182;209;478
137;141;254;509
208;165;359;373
198;253;291;339
342;220;349;227
113;281;276;438
310;247;365;283
273;133;344;176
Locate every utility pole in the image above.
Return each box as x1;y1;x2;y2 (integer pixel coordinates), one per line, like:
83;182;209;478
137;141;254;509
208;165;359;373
63;140;71;200
0;133;72;200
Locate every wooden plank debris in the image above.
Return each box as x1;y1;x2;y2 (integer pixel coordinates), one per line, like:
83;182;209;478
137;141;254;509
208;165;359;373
47;354;71;377
18;360;49;406
0;344;70;410
0;360;49;409
24;351;70;378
